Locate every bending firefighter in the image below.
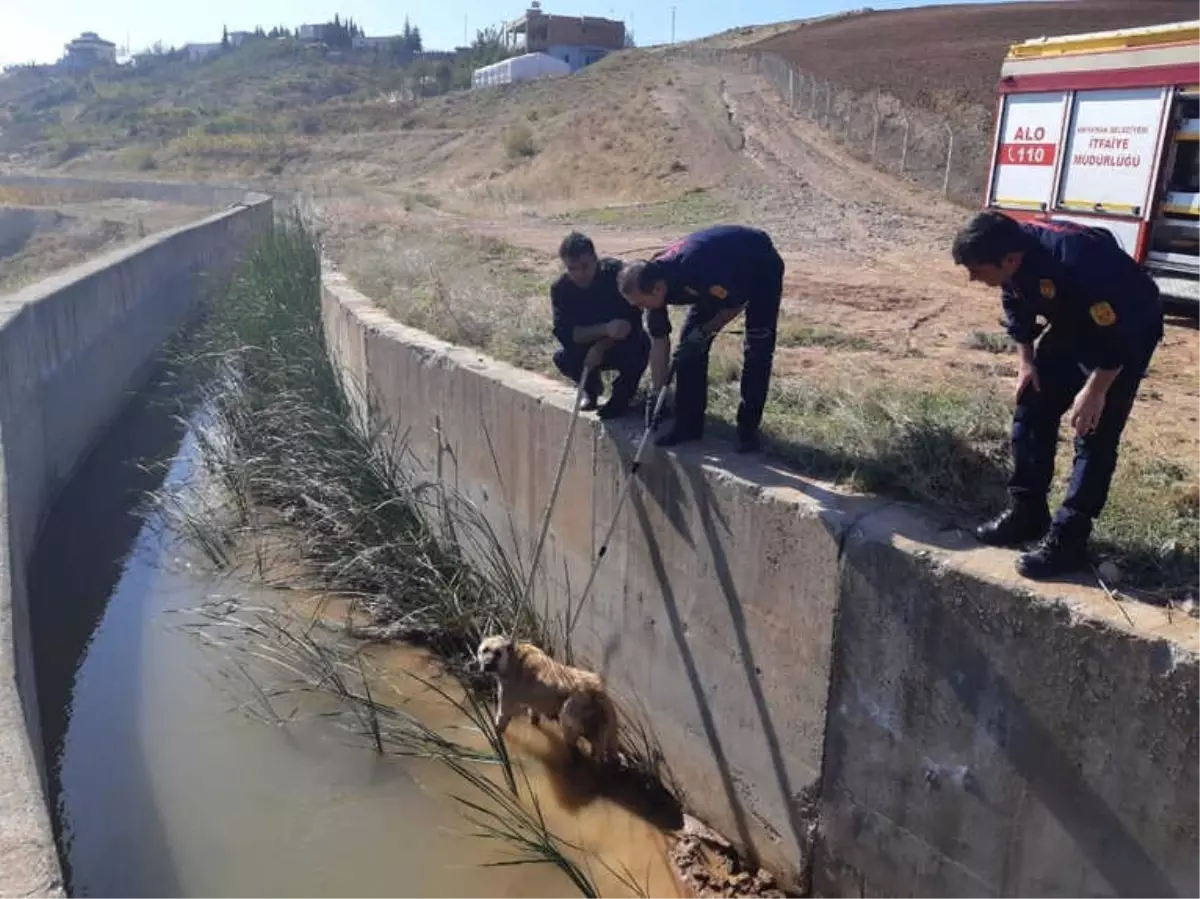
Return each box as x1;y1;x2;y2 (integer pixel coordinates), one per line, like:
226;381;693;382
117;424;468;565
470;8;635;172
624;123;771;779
550;232;650;420
618;225;785;453
952;211;1164;579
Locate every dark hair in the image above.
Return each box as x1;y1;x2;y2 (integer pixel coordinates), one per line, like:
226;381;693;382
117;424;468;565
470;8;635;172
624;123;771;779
617;259;665;295
951;211;1032;267
558;231;596;261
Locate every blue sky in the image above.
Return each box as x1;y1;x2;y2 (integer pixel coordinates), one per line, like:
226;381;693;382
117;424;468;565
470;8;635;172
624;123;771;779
0;0;1023;67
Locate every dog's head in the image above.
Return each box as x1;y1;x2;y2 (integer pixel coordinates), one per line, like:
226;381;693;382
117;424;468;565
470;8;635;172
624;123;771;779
476;635;515;676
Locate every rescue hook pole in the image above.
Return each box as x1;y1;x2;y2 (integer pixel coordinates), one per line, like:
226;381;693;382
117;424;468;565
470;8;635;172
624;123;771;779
519;366;592;617
566;363;677;637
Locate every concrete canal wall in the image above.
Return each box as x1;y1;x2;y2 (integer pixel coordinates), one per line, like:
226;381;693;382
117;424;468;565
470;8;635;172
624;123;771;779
0;182;272;897
322;269;1199;898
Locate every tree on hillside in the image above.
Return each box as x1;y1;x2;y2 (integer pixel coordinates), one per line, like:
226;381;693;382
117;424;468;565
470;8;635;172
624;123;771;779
323;14;363;49
403;17;423;53
469;25;509;67
624;30;636;48
221;25;230;48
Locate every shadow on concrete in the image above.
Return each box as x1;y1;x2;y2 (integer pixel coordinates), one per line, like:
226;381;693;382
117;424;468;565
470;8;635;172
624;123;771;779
26;359;189;896
682;464;812;857
825;553;1186;898
626;479;760;861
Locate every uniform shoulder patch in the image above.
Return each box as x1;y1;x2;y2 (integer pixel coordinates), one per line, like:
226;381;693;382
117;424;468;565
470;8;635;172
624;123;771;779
708;284;728;300
1039;279;1056;300
1089;301;1117;327
683;285;700;297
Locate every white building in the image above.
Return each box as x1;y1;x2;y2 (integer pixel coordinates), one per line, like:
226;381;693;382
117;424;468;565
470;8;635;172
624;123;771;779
228;31;255;47
61;32;117;70
298;23;333;42
351;35;399;50
472;52;570;89
183;42;221;61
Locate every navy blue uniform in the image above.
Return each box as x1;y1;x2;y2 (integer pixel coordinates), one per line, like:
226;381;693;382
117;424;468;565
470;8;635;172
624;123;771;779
646;225;785;438
1003;220;1163;529
551;257;649;404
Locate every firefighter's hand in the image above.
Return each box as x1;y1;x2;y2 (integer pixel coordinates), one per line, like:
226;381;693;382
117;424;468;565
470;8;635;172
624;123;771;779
584;342;608;371
1069;384;1105;437
605;319;632;340
1015;360;1041;403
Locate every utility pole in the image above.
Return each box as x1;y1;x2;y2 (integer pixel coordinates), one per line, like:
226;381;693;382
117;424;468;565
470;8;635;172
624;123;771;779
463;14;468;46
670;6;677;43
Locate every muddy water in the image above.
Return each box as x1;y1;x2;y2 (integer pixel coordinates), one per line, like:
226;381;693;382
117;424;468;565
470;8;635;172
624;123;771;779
27;379;682;897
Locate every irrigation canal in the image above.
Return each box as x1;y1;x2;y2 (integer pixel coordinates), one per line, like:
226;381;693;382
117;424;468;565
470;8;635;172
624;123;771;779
26;369;683;897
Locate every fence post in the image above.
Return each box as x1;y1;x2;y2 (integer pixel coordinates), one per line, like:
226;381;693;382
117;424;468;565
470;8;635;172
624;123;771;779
900;116;910;174
810;79;818;118
825;83;832;128
871;92;880;161
788;66;795;107
943;122;954;197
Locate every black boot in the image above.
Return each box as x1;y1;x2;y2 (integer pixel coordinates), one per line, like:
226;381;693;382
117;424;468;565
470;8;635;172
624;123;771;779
580;392;600;412
597;396;631;420
1017;521;1091;580
656;423;703;448
735;429;761;454
975;500;1050;548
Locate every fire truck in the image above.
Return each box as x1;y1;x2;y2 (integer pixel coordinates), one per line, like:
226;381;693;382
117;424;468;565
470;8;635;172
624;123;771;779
984;20;1200;311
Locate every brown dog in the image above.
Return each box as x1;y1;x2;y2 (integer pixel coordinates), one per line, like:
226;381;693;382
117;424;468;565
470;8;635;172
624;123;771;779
476;635;619;763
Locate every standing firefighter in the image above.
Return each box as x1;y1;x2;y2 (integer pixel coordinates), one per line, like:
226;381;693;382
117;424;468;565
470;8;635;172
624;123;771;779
618;225;785;452
551;232;650;420
952;211;1164;579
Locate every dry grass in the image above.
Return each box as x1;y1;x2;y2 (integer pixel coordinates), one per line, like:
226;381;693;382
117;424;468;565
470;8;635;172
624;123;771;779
330;221;560;373
0;198;205;293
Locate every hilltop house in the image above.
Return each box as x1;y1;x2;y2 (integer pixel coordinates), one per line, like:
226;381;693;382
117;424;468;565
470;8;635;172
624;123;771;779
501;1;624;72
182;42;221;62
61;32;117;70
298;23;334;42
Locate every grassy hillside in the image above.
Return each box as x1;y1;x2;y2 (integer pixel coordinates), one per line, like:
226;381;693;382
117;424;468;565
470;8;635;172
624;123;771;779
1;40;744;214
0;34;509;168
752;0;1196;125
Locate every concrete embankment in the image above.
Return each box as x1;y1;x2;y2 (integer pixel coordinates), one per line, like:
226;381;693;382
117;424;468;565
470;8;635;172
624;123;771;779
0;183;272;897
323;269;1198;898
0;172;264;208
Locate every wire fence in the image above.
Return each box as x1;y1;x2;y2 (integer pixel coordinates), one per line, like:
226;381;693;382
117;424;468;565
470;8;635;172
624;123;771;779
688;48;993;208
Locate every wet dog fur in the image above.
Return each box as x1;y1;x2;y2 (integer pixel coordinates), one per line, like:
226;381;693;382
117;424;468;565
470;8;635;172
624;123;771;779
476;635;619;764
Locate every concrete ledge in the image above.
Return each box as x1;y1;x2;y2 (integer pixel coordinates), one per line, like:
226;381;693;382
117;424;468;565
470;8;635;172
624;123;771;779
322;268;1198;896
0;172;268;208
0;182;273;898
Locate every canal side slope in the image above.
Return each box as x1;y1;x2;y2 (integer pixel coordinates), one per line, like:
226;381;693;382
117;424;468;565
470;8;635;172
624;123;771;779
0;178;272;897
323;267;1198;897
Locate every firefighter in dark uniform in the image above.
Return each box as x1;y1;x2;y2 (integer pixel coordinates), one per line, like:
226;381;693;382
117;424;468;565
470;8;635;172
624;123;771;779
550;232;650;419
951;211;1164;579
617;225;785;453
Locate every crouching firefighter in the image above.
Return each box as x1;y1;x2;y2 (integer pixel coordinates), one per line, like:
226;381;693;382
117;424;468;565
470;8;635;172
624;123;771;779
951;211;1164;579
551;231;650;419
617;225;785;453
